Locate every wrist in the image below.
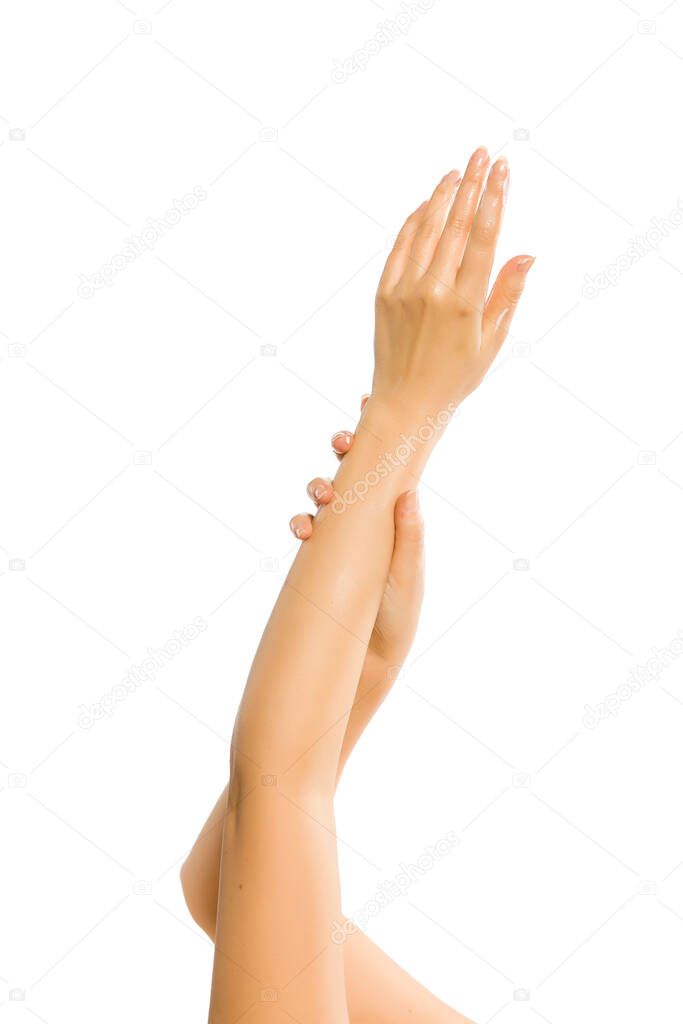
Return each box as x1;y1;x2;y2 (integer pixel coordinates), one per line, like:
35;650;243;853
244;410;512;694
358;392;456;468
362;391;459;441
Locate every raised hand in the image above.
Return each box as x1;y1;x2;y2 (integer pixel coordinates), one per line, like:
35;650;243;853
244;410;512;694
372;148;533;419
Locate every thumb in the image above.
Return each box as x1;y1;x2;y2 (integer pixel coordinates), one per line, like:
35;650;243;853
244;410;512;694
390;490;425;583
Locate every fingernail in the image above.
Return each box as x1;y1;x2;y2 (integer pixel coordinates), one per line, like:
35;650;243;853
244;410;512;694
331;431;350;451
472;146;489;168
516;255;535;272
494;157;509;180
404;490;420;514
313;485;326;500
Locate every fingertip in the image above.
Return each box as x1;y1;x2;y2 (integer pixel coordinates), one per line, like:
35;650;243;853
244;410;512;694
515;254;535;273
395;489;422;522
331;431;353;454
491;156;509;186
290;515;312;540
317;479;334;505
307;477;334;505
394;492;425;555
475;145;489;163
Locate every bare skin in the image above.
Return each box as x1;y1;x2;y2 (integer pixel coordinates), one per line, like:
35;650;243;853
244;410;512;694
192;147;533;1023
182;418;468;1022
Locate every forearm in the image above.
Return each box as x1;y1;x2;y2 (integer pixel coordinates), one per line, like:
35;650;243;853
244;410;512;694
336;652;401;780
231;396;438;794
182;652;402;943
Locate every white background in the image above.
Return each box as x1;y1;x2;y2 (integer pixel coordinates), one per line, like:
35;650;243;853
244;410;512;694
2;0;683;1021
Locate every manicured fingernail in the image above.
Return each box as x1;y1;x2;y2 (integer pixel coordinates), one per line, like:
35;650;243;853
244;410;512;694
404;490;420;514
472;146;489;168
516;255;535;272
493;157;509;180
331;432;350;451
313;485;326;499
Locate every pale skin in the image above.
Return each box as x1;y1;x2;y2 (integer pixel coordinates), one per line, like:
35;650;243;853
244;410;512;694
181;146;534;1022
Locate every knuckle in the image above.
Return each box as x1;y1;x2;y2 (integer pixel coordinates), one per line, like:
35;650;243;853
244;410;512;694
393;281;415;304
397;277;454;310
446;213;469;237
452;295;475;318
413;225;438;252
476;220;497;244
375;285;398;310
426;278;454;304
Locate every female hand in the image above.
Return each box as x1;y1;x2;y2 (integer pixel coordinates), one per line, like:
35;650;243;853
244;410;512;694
289;400;424;670
372;147;533;419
